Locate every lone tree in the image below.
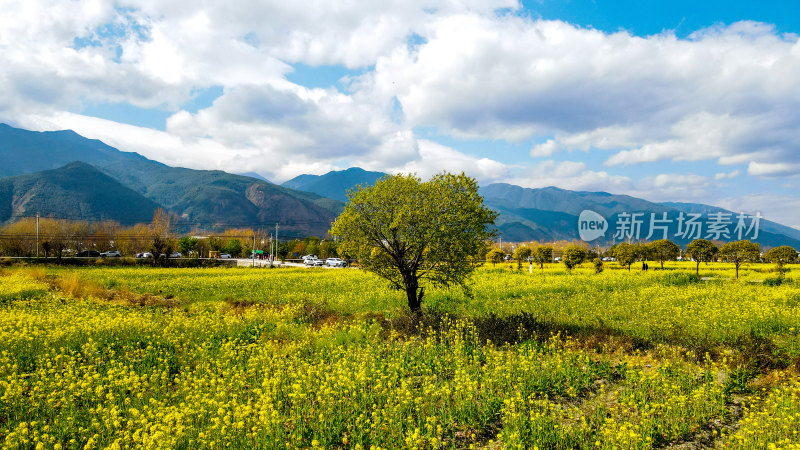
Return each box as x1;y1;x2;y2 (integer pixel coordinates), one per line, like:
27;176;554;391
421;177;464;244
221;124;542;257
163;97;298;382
613;242;637;271
650;239;680;269
764;245;798;279
330;172;497;313
562;245;587;271
592;258;604;274
718;240;760;279
531;246;553;272
486;248;505;268
513;245;531;270
685;239;718;276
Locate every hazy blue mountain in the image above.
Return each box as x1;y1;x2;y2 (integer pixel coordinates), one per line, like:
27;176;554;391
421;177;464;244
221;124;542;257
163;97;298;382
282;167;386;202
662;201;800;242
0;161;159;224
236;172;272;183
479;184;672;217
0;123;151;177
0;123;341;236
482;184;800;248
3;122;799;247
277;165;800;248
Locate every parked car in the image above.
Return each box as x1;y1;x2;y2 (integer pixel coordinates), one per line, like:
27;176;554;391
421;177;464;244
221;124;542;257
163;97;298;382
219;253;232;259
101;250;121;257
301;254;318;262
169;252;182;258
136;252;153;258
305;257;324;266
325;257;347;267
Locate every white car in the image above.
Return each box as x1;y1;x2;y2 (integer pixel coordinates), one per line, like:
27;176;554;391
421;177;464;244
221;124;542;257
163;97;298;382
136;252;153;258
101;250;121;257
304;257;324;266
169;252;182;258
325;257;347;267
219;253;232;259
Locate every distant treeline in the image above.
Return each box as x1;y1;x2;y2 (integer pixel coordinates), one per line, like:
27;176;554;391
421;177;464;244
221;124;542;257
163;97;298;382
0;209;339;261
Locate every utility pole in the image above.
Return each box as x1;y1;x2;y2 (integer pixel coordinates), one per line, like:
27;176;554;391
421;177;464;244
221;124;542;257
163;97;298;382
36;213;39;258
252;233;256;267
275;223;279;265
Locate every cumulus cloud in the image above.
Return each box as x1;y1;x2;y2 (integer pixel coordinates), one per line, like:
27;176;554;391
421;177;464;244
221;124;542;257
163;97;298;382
2;0;800;219
363;15;800;174
504;160;632;193
391;140;510;183
714;170;740;180
504;160;721;204
747;162;800;178
716;194;800;230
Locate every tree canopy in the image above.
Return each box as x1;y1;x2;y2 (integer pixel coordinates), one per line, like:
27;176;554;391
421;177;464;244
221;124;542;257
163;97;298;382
562;246;586;271
650;239;680;269
486;248;505;267
718;240;760;279
685;239;718;276
764;245;798;279
531;246;553;271
764;246;798;267
613;242;637;271
512;245;531;269
330;172;497;312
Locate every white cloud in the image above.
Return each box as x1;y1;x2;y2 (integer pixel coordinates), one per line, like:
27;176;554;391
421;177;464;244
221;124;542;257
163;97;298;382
19;112;249;170
363;15;800;174
392;140;510;183
504;160;632;192
2;0;800;206
503;160;720;204
747;162;800;178
716;194;800;231
714;170;740;180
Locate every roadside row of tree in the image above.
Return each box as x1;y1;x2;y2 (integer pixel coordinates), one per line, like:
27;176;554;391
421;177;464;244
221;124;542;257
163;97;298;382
484;239;798;279
0;209;341;263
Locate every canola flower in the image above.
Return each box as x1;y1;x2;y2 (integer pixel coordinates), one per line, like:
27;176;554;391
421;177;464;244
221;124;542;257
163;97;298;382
52;263;800;351
0;264;797;448
721;379;800;449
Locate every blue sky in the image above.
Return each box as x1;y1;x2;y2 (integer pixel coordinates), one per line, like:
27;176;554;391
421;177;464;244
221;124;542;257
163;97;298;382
2;0;800;227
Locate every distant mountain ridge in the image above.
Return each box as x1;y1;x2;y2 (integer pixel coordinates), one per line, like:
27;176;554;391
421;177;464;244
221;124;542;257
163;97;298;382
0;123;152;178
282;167;386;202
0;161;159;224
2;123;798;247
280;167;800;248
0;124;341;237
479;184;799;248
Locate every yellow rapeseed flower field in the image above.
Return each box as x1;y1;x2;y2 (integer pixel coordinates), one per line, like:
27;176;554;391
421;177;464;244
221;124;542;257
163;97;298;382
0;262;798;448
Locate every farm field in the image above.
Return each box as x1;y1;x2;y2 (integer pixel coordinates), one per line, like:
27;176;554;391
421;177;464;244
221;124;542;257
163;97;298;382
1;262;799;449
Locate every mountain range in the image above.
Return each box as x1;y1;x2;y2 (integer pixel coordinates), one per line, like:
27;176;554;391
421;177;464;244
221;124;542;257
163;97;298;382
0;123;339;238
1;122;798;248
279;167;800;249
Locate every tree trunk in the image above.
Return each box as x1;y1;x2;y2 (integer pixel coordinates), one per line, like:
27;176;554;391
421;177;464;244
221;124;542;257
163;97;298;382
406;285;423;313
735;263;739;279
403;272;423;313
696;261;700;276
